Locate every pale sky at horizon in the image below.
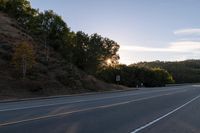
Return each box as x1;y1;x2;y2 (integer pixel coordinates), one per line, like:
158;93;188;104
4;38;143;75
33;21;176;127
29;0;200;64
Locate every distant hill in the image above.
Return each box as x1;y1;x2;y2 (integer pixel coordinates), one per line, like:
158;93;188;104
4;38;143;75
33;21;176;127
131;60;200;83
0;12;126;100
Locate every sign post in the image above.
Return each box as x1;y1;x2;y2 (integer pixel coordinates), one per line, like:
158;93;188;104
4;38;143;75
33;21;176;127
116;75;120;84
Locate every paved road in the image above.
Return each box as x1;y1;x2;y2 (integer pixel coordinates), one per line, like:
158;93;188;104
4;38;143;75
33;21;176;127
0;85;200;133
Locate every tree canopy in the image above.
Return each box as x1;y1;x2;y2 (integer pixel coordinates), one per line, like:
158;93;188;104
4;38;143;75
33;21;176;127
96;65;174;87
1;0;175;87
0;0;120;74
132;60;200;84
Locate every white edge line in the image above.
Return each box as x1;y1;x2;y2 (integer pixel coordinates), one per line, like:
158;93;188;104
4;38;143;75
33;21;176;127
130;94;200;133
0;90;187;127
0;87;187;112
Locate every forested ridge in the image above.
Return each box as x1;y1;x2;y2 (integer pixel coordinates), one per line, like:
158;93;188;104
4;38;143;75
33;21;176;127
132;60;200;84
0;0;128;99
0;0;120;74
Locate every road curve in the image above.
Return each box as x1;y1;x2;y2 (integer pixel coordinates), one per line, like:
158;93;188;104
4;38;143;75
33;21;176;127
0;85;200;133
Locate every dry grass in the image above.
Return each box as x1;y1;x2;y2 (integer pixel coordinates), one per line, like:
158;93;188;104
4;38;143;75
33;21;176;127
0;12;128;100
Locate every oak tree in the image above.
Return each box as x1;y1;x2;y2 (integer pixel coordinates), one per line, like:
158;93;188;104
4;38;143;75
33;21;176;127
12;42;36;79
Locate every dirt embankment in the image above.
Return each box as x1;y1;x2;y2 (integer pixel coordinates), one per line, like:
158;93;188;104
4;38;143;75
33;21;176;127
0;12;127;100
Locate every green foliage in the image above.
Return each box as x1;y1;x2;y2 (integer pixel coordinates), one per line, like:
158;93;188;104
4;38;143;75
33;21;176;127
1;0;37;26
37;10;70;50
96;65;174;87
144;68;175;87
12;42;36;78
132;60;200;83
1;0;175;87
0;0;7;10
1;0;120;75
73;31;90;70
73;32;120;74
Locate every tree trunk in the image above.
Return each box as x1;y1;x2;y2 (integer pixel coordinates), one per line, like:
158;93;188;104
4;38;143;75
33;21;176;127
44;38;49;62
22;56;27;79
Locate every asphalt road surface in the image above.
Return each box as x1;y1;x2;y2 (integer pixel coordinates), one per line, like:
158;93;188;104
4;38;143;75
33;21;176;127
0;85;200;133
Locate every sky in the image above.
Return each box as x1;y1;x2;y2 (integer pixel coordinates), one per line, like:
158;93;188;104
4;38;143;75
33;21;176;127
29;0;200;64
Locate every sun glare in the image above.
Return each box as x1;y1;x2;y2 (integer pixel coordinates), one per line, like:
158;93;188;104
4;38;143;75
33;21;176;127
106;59;112;65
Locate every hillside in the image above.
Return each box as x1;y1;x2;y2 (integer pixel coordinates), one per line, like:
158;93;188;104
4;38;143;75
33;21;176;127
0;12;126;100
132;60;200;83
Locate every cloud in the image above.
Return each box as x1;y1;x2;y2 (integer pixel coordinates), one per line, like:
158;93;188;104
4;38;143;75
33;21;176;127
120;28;200;64
120;45;178;52
120;45;160;52
174;28;200;36
169;41;200;51
120;41;200;53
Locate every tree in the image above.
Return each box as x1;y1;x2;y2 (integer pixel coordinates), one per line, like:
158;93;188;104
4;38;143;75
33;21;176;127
101;38;120;67
96;65;174;87
1;0;121;76
3;0;34;24
73;31;90;70
36;10;70;61
0;0;8;11
77;33;120;74
12;42;36;79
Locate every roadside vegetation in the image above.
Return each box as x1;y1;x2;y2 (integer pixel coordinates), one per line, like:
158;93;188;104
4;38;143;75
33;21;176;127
0;0;120;74
97;65;174;87
133;60;200;84
12;41;36;79
0;0;175;100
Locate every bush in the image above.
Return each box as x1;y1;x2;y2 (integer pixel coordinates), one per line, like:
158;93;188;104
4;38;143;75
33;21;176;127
96;65;174;87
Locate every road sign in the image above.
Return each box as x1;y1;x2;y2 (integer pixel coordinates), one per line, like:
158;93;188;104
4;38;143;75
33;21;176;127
116;75;120;82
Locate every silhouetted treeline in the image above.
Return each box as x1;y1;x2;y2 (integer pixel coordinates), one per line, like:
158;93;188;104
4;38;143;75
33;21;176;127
96;65;174;87
132;60;200;83
0;0;175;87
0;0;119;74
